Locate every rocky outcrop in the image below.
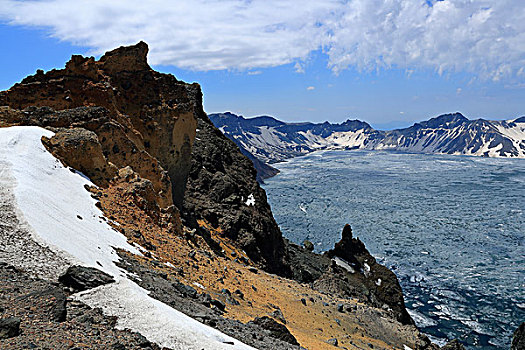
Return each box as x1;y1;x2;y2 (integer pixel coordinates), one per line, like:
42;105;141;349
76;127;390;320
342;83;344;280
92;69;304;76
286;224;413;325
41;127;118;187
1;42;200;209
321;224;413;325
58;266;115;292
183;114;292;276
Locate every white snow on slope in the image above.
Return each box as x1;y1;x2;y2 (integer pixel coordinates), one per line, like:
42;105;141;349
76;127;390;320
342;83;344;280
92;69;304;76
221;120;525;164
245;193;255;206
77;280;254;350
0;126;140;278
0;126;254;350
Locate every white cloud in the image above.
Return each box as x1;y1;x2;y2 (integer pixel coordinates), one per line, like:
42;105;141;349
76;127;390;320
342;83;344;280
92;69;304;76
456;88;462;95
306;86;315;91
1;0;524;81
247;70;262;75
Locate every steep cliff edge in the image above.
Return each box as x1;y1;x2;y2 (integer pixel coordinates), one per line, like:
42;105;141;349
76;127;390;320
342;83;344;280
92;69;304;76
1;42;198;209
0;42;449;349
182;113;291;276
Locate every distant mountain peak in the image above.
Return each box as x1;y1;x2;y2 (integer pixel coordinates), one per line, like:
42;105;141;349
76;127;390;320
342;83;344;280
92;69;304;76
210;111;525;168
417;112;468;129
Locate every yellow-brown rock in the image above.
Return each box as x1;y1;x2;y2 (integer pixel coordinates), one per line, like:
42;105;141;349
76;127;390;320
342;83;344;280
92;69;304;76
41;128;118;187
0;42;200;209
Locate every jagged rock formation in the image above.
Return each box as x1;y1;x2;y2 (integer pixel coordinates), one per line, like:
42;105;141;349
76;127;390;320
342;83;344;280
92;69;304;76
210;112;525;170
286;224;413;326
323;225;412;325
183;114;291;276
1;42;199;209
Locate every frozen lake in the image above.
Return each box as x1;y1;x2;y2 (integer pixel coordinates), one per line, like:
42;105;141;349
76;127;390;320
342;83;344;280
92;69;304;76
263;150;525;349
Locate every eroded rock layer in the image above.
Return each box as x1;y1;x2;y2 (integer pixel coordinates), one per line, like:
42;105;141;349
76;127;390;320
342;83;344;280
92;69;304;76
1;42;199;209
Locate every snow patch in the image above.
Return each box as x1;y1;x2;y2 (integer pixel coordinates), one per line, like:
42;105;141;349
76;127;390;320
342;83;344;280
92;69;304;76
76;280;253;350
0;126;254;350
0;126;140;279
245;193;255;206
363;262;371;277
333;257;355;274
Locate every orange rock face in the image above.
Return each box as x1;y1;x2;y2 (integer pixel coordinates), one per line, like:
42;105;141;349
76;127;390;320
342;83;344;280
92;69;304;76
0;42;200;209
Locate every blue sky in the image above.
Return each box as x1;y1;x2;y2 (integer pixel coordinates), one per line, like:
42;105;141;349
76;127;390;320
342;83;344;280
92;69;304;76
1;1;524;130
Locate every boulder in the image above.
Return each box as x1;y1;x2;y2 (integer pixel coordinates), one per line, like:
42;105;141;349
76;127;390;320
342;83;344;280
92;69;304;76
59;265;115;292
42;127;117;187
0;317;21;339
248;316;299;346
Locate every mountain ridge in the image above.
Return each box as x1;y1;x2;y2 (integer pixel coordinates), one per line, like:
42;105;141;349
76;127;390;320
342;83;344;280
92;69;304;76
210;112;525;174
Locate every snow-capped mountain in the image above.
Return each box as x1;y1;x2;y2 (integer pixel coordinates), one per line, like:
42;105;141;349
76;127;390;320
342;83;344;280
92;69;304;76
210;112;525;164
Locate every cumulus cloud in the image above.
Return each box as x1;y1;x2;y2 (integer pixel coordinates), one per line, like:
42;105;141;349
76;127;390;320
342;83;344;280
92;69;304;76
306;86;315;91
1;0;524;81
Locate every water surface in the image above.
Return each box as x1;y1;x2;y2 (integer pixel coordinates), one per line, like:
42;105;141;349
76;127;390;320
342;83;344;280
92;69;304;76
263;150;525;349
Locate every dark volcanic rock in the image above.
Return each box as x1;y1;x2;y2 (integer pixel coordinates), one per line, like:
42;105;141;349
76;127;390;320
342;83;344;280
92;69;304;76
0;262;163;349
183;114;292;276
24;287;67;322
0;317;21;339
59;265;115;292
248;316;299;345
512;322;525;350
285;240;331;283
320;224;413;325
116;253;302;350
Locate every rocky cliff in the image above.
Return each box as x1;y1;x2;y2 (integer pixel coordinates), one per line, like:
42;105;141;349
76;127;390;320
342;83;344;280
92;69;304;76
1;41;199;209
182;113;291;276
0;42;456;349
